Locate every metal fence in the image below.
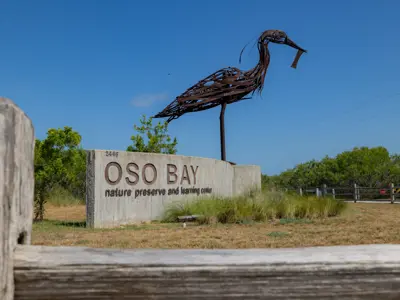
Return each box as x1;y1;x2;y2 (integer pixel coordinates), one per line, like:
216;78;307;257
283;183;399;203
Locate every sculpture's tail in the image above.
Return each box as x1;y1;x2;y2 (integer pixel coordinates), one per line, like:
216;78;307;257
152;98;181;123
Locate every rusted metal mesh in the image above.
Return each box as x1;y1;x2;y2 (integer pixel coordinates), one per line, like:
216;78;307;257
153;30;305;122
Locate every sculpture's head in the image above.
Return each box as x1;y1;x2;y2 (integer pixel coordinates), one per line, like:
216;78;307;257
260;30;306;51
259;30;307;68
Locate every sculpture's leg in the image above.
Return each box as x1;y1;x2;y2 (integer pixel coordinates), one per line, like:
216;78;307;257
220;102;227;161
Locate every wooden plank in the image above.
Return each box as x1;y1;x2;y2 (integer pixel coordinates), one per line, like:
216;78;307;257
0;97;34;300
14;244;400;299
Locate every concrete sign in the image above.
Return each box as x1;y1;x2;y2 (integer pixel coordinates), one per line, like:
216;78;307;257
86;150;261;228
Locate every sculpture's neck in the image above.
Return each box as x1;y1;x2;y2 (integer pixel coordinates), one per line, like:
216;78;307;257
251;43;270;93
259;42;270;68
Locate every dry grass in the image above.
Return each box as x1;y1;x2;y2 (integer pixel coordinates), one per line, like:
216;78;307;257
44;203;86;221
32;202;400;249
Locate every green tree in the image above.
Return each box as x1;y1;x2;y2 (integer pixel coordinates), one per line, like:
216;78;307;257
335;146;392;187
263;146;400;189
34;126;86;220
127;115;178;154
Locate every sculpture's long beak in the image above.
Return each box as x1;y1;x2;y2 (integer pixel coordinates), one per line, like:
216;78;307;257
285;37;306;53
285;37;307;69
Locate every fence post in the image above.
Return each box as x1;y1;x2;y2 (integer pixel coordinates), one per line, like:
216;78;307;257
322;184;327;197
315;187;320;197
390;183;395;204
353;183;358;203
298;187;303;197
0;97;35;300
332;188;336;200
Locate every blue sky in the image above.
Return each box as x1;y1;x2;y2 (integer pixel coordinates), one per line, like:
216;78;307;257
1;0;399;175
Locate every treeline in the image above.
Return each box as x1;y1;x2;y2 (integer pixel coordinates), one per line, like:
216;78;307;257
263;146;400;189
34;118;400;220
33;116;178;221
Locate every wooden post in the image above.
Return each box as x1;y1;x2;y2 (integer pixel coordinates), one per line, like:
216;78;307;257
332;188;336;200
322;184;327;197
390;183;395;204
298;187;303;197
0;97;35;300
315;187;320;197
353;183;358;203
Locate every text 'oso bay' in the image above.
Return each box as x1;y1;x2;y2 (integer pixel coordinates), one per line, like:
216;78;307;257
103;162;213;198
104;162;199;186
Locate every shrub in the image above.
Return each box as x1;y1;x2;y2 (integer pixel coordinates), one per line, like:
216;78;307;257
162;190;347;224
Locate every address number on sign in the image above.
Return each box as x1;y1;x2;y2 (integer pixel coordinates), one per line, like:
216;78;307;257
105;151;119;158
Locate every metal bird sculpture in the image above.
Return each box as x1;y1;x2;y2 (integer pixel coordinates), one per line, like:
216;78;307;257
153;30;307;161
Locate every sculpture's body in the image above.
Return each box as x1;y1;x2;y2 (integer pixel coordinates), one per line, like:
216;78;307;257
153;30;307;161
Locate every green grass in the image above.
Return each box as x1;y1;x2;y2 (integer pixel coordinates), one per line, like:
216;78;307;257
162;189;347;224
32;219;182;233
32;220;87;231
46;186;84;206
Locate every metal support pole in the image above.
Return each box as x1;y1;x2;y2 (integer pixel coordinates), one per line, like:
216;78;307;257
220;102;227;161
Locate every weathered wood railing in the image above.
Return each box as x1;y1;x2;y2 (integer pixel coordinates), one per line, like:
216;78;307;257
286;184;398;203
2;96;400;299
